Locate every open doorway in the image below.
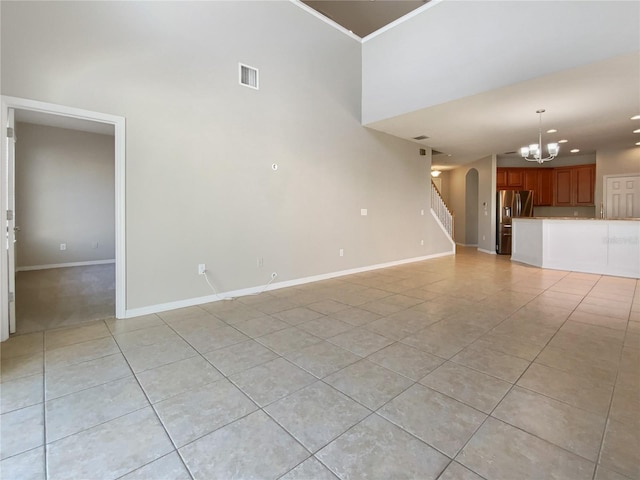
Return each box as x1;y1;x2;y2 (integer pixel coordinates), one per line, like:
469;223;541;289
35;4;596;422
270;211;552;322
1;96;126;341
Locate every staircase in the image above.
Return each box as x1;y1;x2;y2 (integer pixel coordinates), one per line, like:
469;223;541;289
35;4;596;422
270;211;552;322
431;180;455;241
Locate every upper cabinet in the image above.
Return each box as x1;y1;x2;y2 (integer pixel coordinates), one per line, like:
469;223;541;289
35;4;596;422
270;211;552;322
497;164;594;207
554;164;595;206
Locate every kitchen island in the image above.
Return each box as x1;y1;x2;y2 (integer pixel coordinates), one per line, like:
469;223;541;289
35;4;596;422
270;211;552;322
511;218;640;278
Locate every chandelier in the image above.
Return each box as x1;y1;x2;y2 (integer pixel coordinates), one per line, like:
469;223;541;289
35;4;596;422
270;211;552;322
520;109;559;164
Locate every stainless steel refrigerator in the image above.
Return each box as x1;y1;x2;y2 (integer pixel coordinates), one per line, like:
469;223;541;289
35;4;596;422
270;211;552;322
496;190;534;255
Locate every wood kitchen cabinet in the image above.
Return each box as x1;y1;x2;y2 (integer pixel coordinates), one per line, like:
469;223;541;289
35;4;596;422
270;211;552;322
497;167;553;206
553;164;595;206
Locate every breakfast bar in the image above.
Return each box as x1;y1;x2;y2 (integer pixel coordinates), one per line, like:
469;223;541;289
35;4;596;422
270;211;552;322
511;218;640;278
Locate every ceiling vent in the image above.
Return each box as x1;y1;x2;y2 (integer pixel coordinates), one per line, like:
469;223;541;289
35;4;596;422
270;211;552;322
239;63;259;90
413;135;429;140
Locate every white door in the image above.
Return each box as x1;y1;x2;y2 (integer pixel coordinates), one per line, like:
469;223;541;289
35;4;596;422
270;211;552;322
6;108;17;334
606;175;640;219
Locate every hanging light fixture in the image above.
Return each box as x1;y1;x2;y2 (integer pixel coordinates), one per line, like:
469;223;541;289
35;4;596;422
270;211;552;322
520;109;559;164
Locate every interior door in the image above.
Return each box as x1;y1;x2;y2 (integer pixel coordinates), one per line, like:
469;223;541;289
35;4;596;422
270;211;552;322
606;175;640;218
6;108;16;334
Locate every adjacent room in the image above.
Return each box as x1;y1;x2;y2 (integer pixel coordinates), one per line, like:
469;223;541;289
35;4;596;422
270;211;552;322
1;1;638;480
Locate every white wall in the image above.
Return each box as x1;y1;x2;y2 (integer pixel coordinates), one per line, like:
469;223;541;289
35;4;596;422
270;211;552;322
1;2;452;311
362;1;640;124
15;122;115;268
595;146;640;210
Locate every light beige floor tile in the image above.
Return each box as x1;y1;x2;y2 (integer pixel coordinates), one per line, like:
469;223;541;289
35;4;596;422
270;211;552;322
458;417;594;480
154;378;257;447
121;337;199;373
0;446;45;480
45;376;148;443
366;342;444;380
1;332;43;359
167;313;227;333
493;386;606;461
179;410;308;480
298;317;354;339
536;346;619;385
136;356;222;404
114;325;180;350
284;341;360;378
46;407;173;480
229;357;316;407
472;331;543;361
252;297;298;315
559;321;626;344
420;361;511;413
0;404;44;460
364;314;432;341
256;327;323;355
119;451;191;480
156;306;209;323
359;299;408;316
609;383;640;425
44;322;110;351
324;359;413;410
600;418;640;479
316;414;448;480
568;310;628;331
105;314;165;334
273;307;326;325
517;362;613;416
0;352;43;383
265;382;370;452
624;332;639;350
233;315;290;338
439;461;484;480
452;346;530;383
45;336;119;370
45;353;132;400
327;328;394;356
180;324;249;354
0;373;43;414
401;327;474;359
329;307;382;326
204;339;279;376
307;300;351;315
595;465;634;480
280;457;339;480
380;384;485;457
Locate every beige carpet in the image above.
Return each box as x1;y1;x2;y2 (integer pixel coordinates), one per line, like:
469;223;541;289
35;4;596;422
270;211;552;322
15;264;115;334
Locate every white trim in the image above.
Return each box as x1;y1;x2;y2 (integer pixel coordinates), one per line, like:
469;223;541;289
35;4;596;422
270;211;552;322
290;0;362;42
17;259;115;272
125;251;455;318
477;248;497;255
1;96;126;341
456;243;478;247
362;0;444;42
430;209;456;250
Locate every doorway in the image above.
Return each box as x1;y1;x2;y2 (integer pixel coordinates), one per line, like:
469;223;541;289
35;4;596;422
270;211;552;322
1;96;126;341
604;174;640;218
465;168;479;246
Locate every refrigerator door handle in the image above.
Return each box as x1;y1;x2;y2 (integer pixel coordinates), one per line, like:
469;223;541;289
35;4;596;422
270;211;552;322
515;192;522;217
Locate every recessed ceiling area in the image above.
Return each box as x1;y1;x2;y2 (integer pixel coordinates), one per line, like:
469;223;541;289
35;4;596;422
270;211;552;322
301;0;428;38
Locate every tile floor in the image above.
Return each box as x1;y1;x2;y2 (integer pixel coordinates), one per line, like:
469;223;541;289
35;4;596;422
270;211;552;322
1;248;638;479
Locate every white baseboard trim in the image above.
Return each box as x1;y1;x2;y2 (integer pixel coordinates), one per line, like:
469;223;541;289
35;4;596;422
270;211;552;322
17;259;116;272
456;243;478;247
477;248;496;255
124;251;456;318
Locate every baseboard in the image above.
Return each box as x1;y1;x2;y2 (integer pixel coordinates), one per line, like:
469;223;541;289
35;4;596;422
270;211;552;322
17;259;115;272
124;251;456;318
477;248;496;255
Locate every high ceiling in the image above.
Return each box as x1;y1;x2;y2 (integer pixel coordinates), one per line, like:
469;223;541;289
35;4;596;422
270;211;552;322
302;1;428;38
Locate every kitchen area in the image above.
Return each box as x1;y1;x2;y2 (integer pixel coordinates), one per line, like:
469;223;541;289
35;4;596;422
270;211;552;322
495;160;640;279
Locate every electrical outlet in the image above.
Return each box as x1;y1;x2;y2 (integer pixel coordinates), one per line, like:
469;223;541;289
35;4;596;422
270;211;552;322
339;248;344;257
198;264;206;275
421;239;424;245
361;209;368;216
271;272;278;279
420;209;424;216
60;243;66;251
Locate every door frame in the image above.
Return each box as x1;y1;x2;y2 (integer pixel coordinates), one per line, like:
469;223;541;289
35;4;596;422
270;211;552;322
1;96;126;341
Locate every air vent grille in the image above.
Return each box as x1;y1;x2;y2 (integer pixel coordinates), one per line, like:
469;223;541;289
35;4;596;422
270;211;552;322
239;64;259;90
413;135;429;140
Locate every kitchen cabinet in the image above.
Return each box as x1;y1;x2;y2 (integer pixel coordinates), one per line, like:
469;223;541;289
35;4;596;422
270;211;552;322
554;164;595;206
497;167;553;206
